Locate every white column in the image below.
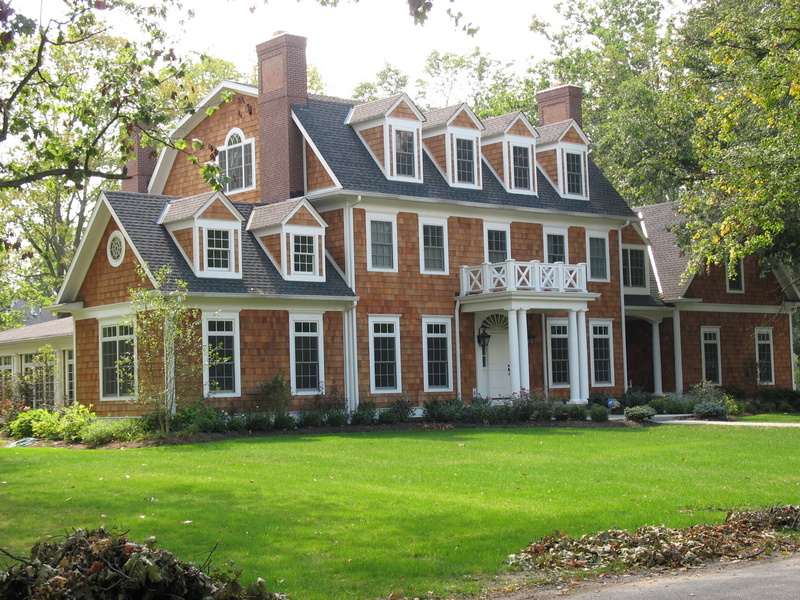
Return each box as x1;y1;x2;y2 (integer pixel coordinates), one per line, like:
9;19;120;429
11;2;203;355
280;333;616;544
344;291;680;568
518;309;530;392
672;309;683;394
507;309;521;394
577;309;589;402
651;321;663;395
568;309;580;401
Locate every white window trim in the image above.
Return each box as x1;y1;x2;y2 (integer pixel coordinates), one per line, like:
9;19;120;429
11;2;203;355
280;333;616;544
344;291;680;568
107;230;125;267
558;143;589;200
388;121;423;182
700;326;722;386
586;231;610;282
508;139;537;195
197;220;241;279
218;127;256;195
366;212;399;273
422;316;453;392
547;318;570;389
726;258;745;294
368;315;402;394
755;327;775;385
483;222;511;264
448;128;482;189
203;312;241;398
419;217;449;275
285;225;325;282
290;313;325;396
543;227;569;264
98;318;135;401
621;245;650;295
589;319;615;387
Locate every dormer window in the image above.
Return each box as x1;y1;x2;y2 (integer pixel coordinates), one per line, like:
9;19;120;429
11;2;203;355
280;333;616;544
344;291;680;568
206;229;231;270
566;152;583;195
218;128;254;194
395;129;416;177
456;138;475;184
293;234;316;274
512;146;531;190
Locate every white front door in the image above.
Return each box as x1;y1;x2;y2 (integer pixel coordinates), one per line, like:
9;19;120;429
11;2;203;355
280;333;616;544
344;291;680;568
487;333;511;398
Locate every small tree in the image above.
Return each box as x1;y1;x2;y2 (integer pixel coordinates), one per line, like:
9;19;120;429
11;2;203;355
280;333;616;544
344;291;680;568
121;265;220;435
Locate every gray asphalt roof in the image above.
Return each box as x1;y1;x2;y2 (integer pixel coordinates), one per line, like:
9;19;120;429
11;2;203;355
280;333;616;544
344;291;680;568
160;192;218;223
248;198;304;229
636;201;690;300
536;120;576;145
0;316;73;344
347;94;405;124
104;191;355;299
294;96;637;218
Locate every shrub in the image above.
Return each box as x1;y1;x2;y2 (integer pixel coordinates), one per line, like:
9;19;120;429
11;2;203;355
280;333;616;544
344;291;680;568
588;391;608;406
693;401;728;420
30;409;62;440
619;387;654;408
624;405;657;422
589;404;609;422
777;400;793;413
349;401;377;426
724;398;746;417
325;410;348;427
465;397;495;424
664;398;689;414
244;412;272;431
271;412;296;430
721;385;747;401
227;417;246;432
296;410;325;428
81;419;146;448
509;395;537;422
685;380;730;405
422;397;464;423
647;397;667;414
0;402;26;436
172;404;227;434
567;405;587;421
530;400;554;422
9;408;49;439
257;373;293;413
58;403;97;442
552;405;570;421
388;397;415;422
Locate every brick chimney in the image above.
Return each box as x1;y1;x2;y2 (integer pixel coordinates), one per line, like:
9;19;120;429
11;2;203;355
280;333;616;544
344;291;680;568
536;84;583;128
256;33;308;203
121;132;158;193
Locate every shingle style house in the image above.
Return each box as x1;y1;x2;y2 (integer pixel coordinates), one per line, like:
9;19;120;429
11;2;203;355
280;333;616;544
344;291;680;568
2;32;796;413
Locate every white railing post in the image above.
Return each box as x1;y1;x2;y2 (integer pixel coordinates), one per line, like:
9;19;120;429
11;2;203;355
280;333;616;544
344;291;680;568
505;259;516;292
482;262;492;294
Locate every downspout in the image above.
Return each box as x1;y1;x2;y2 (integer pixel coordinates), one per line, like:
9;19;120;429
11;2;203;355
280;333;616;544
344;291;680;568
455;298;462;399
789;305;798;390
344;196;361;411
618;221;630;392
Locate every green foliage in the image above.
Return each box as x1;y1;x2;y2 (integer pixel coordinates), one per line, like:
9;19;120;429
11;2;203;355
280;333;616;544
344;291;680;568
552;404;571;421
422;397;465;423
324;410;348;428
567;405;587;421
589;404;609;422
647;396;667;414
0;402;26;435
466;396;496;424
349;401;377;426
619;387;654;408
685;381;730;406
693;401;729;420
8;408;48;439
57;403;97;442
80;418;146;448
530;400;555;422
297;410;325;428
30;409;62;441
353;62;409;101
171;403;228;434
271;412;296;431
624;405;657;422
257;373;294;414
243;412;272;431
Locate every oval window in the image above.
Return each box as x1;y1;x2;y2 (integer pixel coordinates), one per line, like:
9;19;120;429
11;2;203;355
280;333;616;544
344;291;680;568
107;231;125;267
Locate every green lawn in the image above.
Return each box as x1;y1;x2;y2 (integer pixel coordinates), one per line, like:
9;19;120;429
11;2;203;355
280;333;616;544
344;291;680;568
736;413;800;423
2;425;799;600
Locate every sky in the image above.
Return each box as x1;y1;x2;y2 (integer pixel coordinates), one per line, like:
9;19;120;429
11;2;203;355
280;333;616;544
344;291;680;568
22;0;561;99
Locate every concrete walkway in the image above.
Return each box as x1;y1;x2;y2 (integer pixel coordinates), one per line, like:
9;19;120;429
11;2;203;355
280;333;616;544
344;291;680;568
608;413;800;427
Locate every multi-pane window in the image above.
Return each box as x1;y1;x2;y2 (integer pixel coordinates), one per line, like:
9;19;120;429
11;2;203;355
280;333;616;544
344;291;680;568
487;229;508;263
566;152;583;195
727;258;744;293
422;223;446;272
292;318;322;394
370;317;401;393
756;328;774;385
206;318;237;394
206;229;230;270
622;247;647;289
423;319;451;391
701;327;721;385
1;356;13;401
588;236;609;280
546;233;566;263
23;353;56;408
549;322;570;386
512;146;531;190
101;324;134;398
369;219;395;270
66;350;75;403
455;138;475;184
218;130;254;193
591;322;613;385
293;235;315;274
395;130;416;177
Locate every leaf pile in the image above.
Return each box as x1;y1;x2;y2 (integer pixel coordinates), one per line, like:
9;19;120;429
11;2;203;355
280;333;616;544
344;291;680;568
508;506;800;574
0;527;282;599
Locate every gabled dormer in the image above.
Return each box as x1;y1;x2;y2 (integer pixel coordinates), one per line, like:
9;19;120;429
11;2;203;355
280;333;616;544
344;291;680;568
422;104;484;190
346;93;425;183
247;197;328;282
159;191;245;279
481;112;539;195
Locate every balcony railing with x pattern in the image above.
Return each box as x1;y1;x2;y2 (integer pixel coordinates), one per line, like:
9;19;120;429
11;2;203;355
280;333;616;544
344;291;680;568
459;260;587;295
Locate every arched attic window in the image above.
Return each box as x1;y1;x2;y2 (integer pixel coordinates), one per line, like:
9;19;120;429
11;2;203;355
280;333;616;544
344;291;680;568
218;128;254;194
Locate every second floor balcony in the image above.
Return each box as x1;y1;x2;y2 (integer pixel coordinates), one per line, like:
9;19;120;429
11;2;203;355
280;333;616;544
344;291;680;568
459;260;588;296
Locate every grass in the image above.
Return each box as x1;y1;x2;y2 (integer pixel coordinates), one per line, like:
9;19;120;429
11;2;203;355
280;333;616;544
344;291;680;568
736;413;800;423
2;425;800;599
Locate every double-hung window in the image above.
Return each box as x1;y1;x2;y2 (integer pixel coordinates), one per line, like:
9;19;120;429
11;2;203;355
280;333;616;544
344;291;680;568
727;258;744;293
0;356;12;401
218;129;254;194
544;229;567;264
367;214;397;272
420;218;448;274
590;321;614;386
369;316;401;393
423;318;452;392
293;234;315;274
23;353;56;408
290;315;324;395
587;233;609;281
205;315;239;396
701;327;721;385
486;226;509;263
206;229;231;270
512;145;531;190
101;323;134;399
565;152;583;196
455;138;475;184
755;328;774;385
395;129;416;177
548;320;570;387
622;246;648;290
